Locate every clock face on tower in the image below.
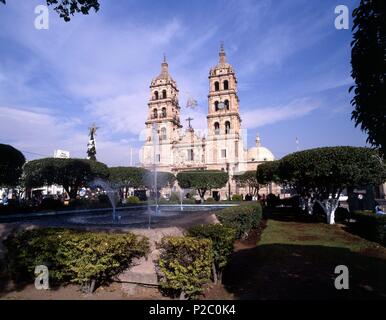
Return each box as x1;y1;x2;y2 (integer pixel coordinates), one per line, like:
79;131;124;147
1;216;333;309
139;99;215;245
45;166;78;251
218;101;225;110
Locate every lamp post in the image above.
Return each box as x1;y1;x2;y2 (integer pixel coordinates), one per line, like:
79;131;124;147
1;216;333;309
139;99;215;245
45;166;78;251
226;162;231;201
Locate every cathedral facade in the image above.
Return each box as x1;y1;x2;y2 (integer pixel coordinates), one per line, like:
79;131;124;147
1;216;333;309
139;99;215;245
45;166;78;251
140;45;276;199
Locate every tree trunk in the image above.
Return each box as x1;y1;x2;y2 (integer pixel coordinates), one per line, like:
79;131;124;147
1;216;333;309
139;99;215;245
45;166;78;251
179;291;187;300
198;189;206;202
219;271;223;284
316;199;340;225
299;196;315;214
212;262;217;284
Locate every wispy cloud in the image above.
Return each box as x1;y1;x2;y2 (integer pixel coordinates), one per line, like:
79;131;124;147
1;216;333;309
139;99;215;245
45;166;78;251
242;98;320;129
0;0;366;165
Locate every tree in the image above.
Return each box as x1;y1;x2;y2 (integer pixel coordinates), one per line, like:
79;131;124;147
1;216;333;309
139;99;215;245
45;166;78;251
256;161;281;186
177;170;228;201
23;158;109;199
0;143;26;187
144;171;176;190
233;170;260;196
0;0;100;22
279;147;386;224
109;167;149;198
350;0;386;156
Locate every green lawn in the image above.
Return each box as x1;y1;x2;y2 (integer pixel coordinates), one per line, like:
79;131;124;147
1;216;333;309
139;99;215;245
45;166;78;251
220;212;386;300
259;219;382;253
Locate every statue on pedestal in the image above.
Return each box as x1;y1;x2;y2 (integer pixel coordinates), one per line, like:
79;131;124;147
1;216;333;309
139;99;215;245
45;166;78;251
87;123;98;161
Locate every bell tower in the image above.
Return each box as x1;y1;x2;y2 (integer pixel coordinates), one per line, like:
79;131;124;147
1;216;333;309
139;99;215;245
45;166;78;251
141;56;182;170
207;43;241;137
205;44;246;196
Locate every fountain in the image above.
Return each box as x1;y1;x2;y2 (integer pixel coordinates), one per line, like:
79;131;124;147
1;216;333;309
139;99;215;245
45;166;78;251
179;188;192;211
90;178;118;222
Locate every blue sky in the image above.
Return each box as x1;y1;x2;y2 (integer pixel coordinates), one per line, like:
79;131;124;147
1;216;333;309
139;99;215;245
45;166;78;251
0;0;367;166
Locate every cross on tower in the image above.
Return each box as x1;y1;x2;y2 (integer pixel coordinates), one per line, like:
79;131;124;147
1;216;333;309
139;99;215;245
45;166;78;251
185;117;193;129
88;123;99;140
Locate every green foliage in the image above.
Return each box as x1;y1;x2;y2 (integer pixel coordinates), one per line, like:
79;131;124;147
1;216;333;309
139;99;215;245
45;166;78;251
169;192;181;203
127;195;140;204
280;147;386;198
187;224;236;277
216;203;263;239
183;198;196;204
0;144;26;187
47;0;100;22
109;166;148;189
350;0;386;156
3;228;149;287
206;197;215;203
0;1;100;22
177;170;228;200
234;170;260;196
231;194;243;201
352;211;386;245
144;171;176;189
23;158;109;199
256;161;281;185
157;236;212;299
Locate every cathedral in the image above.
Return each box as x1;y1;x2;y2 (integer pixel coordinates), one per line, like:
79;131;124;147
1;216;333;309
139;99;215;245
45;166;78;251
140;45;276;199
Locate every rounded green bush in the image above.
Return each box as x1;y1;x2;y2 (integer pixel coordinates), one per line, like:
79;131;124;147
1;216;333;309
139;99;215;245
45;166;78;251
127;195;140;204
188;224;236;281
157;236;213;299
232;194;243;201
216;203;262;239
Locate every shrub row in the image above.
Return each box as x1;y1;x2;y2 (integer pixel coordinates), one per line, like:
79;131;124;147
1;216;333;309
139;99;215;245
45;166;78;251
4;228;149;291
215;202;263;239
352;211;386;245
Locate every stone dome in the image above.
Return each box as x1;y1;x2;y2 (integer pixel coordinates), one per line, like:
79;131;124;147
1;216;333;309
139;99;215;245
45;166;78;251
247;134;275;162
247;146;275;162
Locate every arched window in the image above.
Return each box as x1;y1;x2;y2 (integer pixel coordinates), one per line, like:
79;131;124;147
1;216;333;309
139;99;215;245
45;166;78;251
214;122;220;135
161;127;167;140
154;91;159;100
225;121;231;134
153;109;158;119
224;99;230;110
214;81;219;91
214;101;219;111
223;80;229;90
162;107;167;118
162;90;167;99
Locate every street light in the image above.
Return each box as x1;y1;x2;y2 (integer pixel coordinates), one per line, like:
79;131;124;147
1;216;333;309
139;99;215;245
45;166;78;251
226;163;231;201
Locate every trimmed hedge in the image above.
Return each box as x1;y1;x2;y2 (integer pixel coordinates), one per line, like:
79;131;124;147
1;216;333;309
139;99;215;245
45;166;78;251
231;194;243;201
215;203;263;239
187;224;236;283
352;211;386;245
127;195;140;204
3;228;149;290
157;236;213;300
